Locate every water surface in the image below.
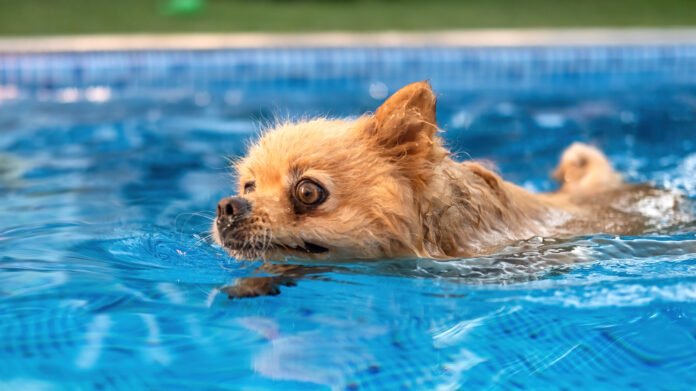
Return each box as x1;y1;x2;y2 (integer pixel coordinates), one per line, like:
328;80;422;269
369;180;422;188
1;54;696;390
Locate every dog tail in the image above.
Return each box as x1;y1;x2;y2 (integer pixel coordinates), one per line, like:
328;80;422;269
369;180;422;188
552;142;622;193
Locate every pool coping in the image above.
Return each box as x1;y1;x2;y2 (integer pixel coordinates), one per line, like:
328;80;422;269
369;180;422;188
2;28;696;53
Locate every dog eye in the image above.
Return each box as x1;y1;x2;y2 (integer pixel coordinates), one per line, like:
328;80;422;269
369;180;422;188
243;181;256;194
295;179;326;206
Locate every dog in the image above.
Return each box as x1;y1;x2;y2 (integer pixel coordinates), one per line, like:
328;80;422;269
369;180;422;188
212;81;686;297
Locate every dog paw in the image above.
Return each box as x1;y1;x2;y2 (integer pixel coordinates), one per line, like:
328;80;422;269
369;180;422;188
222;276;297;299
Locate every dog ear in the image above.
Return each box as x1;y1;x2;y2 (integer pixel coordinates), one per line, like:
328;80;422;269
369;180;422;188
364;81;438;157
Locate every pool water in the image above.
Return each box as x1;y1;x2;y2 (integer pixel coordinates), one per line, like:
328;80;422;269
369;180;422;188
1;48;696;390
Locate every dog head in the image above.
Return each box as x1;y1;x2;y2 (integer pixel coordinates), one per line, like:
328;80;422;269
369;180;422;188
213;81;448;260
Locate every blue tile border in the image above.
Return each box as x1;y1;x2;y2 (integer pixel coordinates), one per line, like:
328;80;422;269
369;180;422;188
1;46;696;99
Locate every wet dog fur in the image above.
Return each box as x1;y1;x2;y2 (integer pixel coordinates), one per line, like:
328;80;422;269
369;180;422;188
212;81;684;297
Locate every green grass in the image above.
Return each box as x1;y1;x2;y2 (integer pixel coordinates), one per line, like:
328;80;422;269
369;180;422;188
0;0;695;36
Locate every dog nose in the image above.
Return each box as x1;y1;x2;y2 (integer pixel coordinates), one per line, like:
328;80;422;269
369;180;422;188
217;197;250;219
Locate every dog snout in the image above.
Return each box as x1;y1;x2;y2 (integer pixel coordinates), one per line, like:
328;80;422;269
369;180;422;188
217;197;250;220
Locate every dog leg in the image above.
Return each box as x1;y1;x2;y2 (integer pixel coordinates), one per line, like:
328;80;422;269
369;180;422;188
222;263;334;299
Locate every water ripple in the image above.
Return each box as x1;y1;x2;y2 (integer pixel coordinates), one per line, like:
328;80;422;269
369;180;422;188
1;84;695;390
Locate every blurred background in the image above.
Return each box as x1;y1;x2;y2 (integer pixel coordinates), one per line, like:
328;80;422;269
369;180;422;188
0;0;695;35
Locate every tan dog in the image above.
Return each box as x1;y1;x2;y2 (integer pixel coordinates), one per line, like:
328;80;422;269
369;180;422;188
212;82;685;295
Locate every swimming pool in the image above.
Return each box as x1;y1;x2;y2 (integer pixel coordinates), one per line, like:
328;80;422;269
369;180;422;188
1;46;695;390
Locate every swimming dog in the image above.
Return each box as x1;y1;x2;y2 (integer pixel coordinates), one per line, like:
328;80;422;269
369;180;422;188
213;81;684;296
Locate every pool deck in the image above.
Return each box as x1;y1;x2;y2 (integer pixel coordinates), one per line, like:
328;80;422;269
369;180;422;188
2;28;696;53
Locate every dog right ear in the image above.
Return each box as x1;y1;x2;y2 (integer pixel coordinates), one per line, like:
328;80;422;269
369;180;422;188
363;81;438;159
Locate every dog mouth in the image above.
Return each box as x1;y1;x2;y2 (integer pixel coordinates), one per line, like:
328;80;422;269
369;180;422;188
218;232;330;258
215;220;329;257
215;206;331;258
271;241;329;254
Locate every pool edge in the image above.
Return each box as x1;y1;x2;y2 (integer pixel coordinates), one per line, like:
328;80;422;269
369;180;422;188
2;28;696;53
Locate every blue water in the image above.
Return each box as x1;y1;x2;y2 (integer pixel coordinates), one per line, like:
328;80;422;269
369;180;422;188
1;50;696;390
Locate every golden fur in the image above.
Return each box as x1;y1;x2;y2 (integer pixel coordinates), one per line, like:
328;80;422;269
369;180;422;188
553;142;623;194
213;81;683;263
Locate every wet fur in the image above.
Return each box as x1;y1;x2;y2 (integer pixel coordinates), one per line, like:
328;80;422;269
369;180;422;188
212;81;687;296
